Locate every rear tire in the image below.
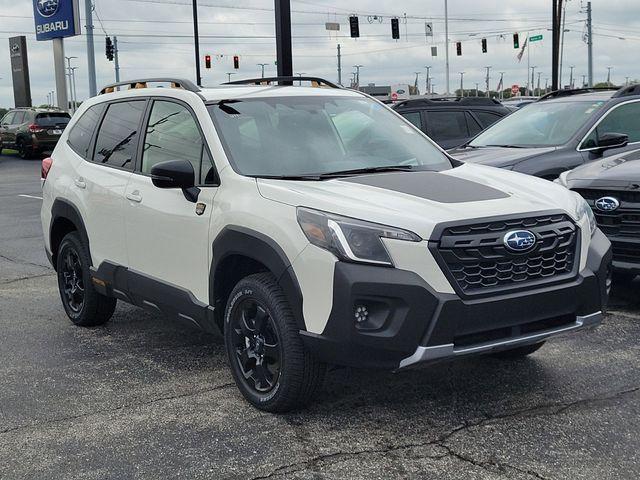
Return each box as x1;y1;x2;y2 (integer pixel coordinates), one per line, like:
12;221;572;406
224;273;325;412
491;341;545;359
56;232;116;327
17;140;31;159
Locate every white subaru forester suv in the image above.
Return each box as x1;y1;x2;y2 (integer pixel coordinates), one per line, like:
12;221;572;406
41;77;611;412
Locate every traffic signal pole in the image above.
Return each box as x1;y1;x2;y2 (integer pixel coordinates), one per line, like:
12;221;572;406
275;0;293;82
192;0;202;86
85;0;97;97
113;36;120;82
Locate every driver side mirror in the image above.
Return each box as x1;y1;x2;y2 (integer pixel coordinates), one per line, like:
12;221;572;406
594;132;629;153
150;159;200;202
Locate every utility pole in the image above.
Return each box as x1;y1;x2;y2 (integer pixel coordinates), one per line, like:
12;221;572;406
587;1;593;87
559;0;568;88
552;0;564;91
275;0;293;80
569;65;574;88
459;72;465;97
537;71;542;96
607;67;613;85
499;72;505;100
582;74;587;87
257;63;268;78
485;66;491;98
192;0;202;86
70;66;78;111
424;65;431;95
531;66;537;95
353;65;363;88
444;0;450;94
337;44;342;85
113;36;120;82
527;33;531;94
85;0;97;97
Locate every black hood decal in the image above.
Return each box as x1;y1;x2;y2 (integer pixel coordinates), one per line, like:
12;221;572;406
341;171;509;203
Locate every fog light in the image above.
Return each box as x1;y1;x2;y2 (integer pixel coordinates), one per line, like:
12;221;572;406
354;305;369;323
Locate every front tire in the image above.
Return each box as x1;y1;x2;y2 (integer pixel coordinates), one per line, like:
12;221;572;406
56;232;116;327
491;341;545;359
224;273;325;412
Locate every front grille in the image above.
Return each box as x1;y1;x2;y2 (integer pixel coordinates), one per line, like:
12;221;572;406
574;188;640;237
612;242;640;263
433;213;579;297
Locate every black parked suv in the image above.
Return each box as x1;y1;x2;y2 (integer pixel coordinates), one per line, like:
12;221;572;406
0;108;71;159
557;148;640;280
450;86;640;179
392;97;511;149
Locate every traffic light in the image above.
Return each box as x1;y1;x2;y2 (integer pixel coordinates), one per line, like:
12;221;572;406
456;42;462;56
481;38;487;53
513;33;520;49
105;36;114;61
391;18;400;40
205;55;211;69
233;55;239;69
349;16;360;38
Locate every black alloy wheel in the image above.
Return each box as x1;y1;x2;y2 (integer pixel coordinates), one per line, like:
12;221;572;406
230;299;282;393
61;248;85;314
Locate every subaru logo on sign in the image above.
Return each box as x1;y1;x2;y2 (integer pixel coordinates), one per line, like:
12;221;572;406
595;196;620;212
504;230;536;253
36;0;60;18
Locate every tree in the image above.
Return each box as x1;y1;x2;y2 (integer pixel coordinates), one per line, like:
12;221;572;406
0;107;7;119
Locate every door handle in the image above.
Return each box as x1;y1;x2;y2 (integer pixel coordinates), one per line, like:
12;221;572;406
126;191;143;203
74;177;86;189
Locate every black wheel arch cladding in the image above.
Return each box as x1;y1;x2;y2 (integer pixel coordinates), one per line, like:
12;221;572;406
50;199;91;270
211;226;306;330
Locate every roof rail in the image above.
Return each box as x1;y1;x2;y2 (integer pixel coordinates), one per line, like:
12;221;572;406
612;84;640;98
224;76;340;89
539;87;619;101
395;96;502;108
98;78;201;95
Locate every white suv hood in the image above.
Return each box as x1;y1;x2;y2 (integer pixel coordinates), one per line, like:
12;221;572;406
257;163;582;239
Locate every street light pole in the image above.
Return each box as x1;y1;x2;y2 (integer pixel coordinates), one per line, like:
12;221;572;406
569;65;575;88
459;72;465;97
257;63;268;78
424;65;431;95
295;72;306;85
353;65;363;88
226;72;236;82
531;66;537;95
607;66;613;85
485;66;492;97
70;66;79;111
444;0;450;94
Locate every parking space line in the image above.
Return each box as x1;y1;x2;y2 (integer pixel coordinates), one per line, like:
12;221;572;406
18;194;43;200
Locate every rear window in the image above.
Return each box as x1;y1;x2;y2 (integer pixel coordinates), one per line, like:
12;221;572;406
36;112;70;127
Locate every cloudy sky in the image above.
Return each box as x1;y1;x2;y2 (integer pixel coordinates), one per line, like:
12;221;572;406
1;0;638;107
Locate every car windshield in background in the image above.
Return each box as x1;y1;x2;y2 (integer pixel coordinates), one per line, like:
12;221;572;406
36;113;71;127
208;96;451;178
469;100;606;148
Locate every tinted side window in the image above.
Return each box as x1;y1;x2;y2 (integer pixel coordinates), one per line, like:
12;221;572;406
141;100;204;181
400;111;423;130
12;112;25;124
93;101;146;170
67;104;104;158
1;112;15;124
582;102;640;148
474;111;503;128
427;111;468;141
465;112;483;137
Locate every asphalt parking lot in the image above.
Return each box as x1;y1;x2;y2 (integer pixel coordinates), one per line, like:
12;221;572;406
1;152;639;480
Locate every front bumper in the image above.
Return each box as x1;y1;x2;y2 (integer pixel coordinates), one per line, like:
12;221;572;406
301;229;612;370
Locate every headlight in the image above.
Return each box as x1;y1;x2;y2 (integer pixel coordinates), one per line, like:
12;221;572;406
297;207;421;266
555;171;570;187
575;194;597;236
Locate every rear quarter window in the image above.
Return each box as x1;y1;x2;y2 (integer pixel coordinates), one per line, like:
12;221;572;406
67;104;105;159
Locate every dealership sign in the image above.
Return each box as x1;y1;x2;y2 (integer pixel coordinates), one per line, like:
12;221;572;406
32;0;81;41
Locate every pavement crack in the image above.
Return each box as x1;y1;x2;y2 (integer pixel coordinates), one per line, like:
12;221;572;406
248;386;640;480
0;272;55;285
0;253;51;270
0;382;235;435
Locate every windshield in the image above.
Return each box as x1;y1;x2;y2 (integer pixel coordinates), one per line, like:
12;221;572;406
207;96;451;177
469;100;606;148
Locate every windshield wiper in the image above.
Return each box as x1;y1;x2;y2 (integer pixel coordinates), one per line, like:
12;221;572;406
484;144;527;148
317;165;416;178
250;174;323;181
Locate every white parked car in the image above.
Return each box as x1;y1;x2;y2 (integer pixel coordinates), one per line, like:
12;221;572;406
41;77;612;412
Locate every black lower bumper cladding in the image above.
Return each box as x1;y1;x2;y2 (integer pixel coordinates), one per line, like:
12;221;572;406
300;229;612;370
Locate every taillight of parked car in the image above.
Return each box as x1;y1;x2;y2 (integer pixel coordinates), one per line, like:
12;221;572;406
29;124;45;133
42;157;53;182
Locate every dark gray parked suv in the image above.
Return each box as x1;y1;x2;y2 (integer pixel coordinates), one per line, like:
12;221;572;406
450;86;640;179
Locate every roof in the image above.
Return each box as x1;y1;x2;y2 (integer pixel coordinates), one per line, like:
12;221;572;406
198;84;361;102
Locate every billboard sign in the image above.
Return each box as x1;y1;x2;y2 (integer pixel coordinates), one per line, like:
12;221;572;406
33;0;81;41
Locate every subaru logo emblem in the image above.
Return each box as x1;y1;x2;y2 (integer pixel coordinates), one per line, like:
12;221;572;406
504;230;536;253
36;0;60;18
595;196;620;212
